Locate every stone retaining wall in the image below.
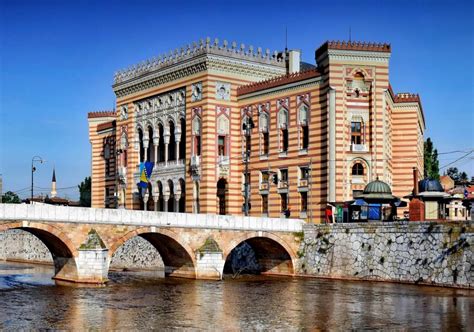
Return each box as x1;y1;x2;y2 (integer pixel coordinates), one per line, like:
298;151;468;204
297;221;473;288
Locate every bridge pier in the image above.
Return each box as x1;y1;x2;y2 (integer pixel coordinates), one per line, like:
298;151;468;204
54;249;109;284
195;251;225;280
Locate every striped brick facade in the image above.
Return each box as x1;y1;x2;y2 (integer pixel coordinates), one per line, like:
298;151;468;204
88;39;425;222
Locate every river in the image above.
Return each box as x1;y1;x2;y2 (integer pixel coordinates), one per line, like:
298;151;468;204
0;261;472;330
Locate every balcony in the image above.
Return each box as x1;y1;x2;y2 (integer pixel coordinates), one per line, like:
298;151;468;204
351;144;369;153
278;180;289;189
191;155;201;167
218;155;230;165
298;178;309;187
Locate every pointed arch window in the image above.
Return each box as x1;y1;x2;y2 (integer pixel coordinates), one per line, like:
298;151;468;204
259;112;270;156
278;108;289;153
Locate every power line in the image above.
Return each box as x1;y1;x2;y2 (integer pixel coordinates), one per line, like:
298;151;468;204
439;150;474;170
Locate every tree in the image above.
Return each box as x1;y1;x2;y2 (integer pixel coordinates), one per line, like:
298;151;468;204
1;191;21;203
78;176;91;207
446;167;470;184
446;167;459;181
424;138;440;179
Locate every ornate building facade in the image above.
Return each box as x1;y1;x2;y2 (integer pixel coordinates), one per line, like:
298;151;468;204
88;38;425;222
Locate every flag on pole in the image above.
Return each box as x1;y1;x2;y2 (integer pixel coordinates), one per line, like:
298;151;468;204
138;162;154;188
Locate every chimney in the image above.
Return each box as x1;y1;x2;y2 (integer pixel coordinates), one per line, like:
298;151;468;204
287;50;301;74
413;167;418;196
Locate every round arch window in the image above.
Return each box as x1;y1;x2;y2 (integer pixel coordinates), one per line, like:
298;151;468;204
352;163;364;176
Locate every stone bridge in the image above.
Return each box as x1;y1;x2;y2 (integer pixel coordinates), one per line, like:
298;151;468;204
0;204;303;284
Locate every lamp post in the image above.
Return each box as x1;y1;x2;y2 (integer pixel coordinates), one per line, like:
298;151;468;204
31;156;44;202
242;115;254;216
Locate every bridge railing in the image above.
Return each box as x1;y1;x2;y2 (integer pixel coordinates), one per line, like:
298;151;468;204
0;204;304;232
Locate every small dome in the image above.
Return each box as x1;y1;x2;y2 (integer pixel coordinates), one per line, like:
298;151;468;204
418;178;443;193
363;179;392;194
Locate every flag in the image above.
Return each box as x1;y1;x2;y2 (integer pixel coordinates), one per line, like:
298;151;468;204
138;162;154;188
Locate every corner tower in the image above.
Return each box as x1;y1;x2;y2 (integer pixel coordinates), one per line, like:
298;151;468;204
315;41;392;203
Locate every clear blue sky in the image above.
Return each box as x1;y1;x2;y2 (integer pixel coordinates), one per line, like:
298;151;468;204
1;0;473;199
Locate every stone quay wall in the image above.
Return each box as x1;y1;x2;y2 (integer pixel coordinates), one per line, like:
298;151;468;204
0;229;163;270
297;221;473;288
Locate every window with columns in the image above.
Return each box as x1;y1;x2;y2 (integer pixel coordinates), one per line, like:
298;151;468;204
278;108;289;153
351;121;362;145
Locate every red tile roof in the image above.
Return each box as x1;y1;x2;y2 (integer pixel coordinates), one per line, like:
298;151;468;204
237;68;321;96
88;111;116;119
97;120;116;132
316;40;391;58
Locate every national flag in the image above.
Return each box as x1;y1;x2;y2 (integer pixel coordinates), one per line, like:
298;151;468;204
138;161;154;188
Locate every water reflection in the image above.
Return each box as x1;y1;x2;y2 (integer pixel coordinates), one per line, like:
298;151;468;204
0;261;472;330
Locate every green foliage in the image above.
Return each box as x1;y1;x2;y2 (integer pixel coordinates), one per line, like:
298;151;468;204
78;176;91;207
446;167;470;184
424;138;439;179
1;191;21;203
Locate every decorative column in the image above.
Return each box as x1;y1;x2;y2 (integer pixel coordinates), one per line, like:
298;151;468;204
153;195;159;211
143;138;149;162
163;194;169;212
164;134;170;166
175;132;181;162
143;191;149;211
153;136;159;163
174;193;181;212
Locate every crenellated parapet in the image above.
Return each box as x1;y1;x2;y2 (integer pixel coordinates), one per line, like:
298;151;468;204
394;92;421;103
112;37;287;97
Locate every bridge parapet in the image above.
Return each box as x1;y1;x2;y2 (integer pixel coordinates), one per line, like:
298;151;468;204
0;204;304;232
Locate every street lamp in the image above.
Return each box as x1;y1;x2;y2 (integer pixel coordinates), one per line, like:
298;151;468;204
31;156;45;202
242;115;255;216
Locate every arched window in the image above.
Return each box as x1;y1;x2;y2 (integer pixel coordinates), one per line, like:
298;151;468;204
168;121;176;161
278;109;289;153
179;118;185;160
138;128;144;162
192;117;201;156
299;105;309;150
352;163;364;176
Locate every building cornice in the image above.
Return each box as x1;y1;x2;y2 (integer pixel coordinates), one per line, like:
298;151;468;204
320;49;391;63
238;76;322;100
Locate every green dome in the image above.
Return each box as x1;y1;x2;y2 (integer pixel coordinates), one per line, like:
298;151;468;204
363;179;392;195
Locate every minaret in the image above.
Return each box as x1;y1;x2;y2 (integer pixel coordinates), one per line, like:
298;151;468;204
51;168;57;198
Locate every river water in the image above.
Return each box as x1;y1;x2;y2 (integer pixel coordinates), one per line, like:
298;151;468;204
0;262;472;330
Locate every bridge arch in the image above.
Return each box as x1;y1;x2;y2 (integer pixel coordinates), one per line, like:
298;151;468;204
0;221;79;281
109;227;196;278
222;232;296;276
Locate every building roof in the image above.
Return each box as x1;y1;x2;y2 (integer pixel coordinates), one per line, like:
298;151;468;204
237;68;321;96
418;178;444;193
88;111;116;119
97;120;116;133
358;179;398;202
315;40;391;59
